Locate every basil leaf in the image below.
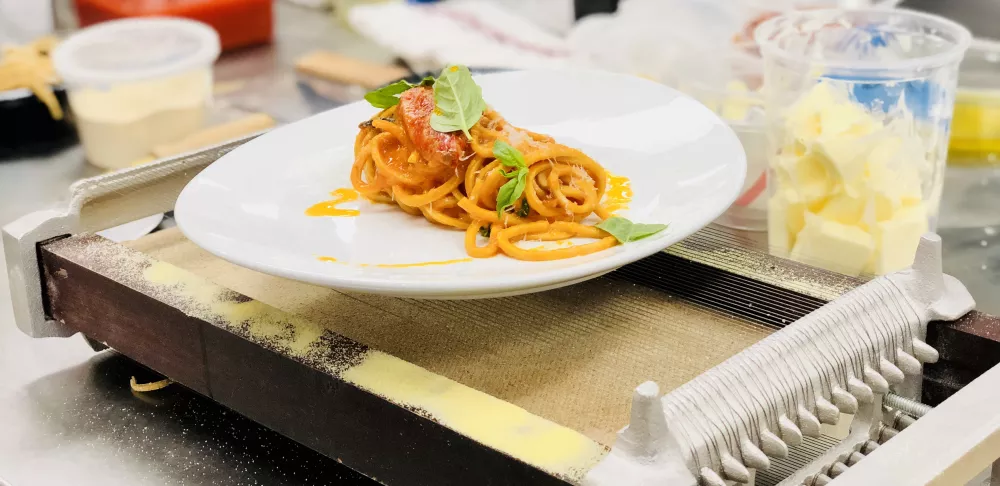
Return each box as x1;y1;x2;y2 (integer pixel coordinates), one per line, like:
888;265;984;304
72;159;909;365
493;141;530;216
431;65;487;138
493;140;526;170
364;80;412;109
415;75;435;87
513;170;527;203
595;217;668;243
496;169;528;218
517;198;531;217
495;177;518;218
479;224;491;237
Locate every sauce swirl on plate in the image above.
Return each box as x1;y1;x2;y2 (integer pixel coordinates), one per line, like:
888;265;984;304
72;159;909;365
306;188;360;217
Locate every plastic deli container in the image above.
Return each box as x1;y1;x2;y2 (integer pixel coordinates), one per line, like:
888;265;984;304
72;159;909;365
682;80;769;230
756;9;971;276
52;18;221;170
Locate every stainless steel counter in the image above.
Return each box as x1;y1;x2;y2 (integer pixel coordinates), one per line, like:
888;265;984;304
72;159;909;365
0;3;386;485
2;2;999;485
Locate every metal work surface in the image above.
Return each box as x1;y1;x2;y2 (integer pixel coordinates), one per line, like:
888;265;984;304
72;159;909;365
1;3;1000;486
0;3;386;485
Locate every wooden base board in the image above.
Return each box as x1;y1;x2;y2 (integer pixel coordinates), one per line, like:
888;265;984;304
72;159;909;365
36;227;1000;484
42;234;599;484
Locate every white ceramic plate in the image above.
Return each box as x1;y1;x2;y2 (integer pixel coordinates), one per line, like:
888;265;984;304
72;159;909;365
176;69;746;298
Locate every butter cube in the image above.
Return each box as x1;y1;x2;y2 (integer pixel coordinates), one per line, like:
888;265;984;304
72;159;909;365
790;213;875;276
812;135;868;196
818;193;865;225
868;137;922;199
768;191;808;257
819;102;875;137
868;135;903;167
775;153;834;208
787;82;877;146
768;196;791;258
868;204;929;274
867;161;923;221
786;85;831;141
784;190;807;236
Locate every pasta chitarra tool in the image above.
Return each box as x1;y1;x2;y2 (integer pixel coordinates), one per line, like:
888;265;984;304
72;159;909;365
584;234;975;486
4;139;1000;485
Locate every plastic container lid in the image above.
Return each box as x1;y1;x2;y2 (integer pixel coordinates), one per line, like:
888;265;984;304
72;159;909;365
754;8;971;75
53;17;220;88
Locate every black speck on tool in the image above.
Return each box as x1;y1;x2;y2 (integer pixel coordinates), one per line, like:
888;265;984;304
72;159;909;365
574;0;619;20
306;331;369;374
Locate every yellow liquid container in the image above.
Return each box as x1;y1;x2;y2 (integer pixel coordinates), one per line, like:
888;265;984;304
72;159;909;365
949;39;1000;164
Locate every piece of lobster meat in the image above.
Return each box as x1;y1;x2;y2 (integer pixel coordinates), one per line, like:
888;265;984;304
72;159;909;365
397;87;469;168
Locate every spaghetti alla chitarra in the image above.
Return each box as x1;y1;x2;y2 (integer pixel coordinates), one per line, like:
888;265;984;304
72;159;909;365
0;36;62;119
350;65;666;262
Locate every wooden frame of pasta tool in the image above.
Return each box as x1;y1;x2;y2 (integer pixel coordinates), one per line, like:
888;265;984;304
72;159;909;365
5;137;1000;485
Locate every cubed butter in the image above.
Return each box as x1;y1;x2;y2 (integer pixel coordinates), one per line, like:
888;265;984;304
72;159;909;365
866;204;929;274
867;136;923;205
843;114;881;137
768;190;808;256
817;102;875;138
784;190;807;236
786;82;878;146
775;153;833;208
868;135;903;167
818;193;865;225
812;134;868;197
786;83;834;141
867;161;923;221
790;213;875;276
771;81;932;276
768;196;791;257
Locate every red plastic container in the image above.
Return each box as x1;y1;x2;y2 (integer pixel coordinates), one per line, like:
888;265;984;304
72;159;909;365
74;0;273;51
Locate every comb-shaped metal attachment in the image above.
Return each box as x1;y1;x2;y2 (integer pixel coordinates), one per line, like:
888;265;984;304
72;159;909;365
582;234;975;486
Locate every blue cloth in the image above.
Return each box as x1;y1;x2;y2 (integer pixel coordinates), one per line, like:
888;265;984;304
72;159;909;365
825;78;937;120
820;25;941;121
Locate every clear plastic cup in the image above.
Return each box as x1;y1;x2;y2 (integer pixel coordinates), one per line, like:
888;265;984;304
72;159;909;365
755;8;971;276
681;80;769;231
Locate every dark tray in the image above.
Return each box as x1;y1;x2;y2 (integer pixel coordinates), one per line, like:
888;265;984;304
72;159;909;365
0;86;77;160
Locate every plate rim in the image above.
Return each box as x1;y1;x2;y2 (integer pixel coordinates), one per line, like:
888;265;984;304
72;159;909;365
176;68;747;297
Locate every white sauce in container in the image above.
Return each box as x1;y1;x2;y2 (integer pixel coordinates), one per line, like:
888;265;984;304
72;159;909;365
52;18;221;169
